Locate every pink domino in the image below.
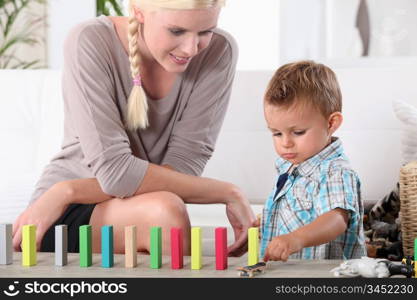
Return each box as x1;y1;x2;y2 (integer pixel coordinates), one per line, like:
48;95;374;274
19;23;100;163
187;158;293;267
215;227;228;270
171;227;183;269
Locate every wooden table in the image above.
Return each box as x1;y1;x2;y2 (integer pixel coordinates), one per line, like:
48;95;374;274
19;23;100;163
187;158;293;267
0;252;342;278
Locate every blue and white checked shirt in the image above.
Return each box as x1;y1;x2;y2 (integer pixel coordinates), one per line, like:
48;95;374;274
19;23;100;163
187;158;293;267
260;137;367;259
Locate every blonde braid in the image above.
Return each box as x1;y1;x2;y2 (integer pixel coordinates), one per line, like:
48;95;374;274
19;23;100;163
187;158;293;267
126;4;149;130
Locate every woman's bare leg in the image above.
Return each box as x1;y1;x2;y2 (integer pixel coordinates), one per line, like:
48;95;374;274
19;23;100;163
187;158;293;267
89;191;191;255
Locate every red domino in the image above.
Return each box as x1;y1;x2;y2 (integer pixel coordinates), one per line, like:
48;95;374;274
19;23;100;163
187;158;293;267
215;227;228;270
171;227;183;269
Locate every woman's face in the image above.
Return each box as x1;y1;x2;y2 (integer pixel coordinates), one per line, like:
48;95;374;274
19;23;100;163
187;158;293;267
135;6;220;73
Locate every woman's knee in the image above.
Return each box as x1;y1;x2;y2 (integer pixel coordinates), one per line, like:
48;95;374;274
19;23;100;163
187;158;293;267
96;191;189;227
130;192;191;254
141;192;189;227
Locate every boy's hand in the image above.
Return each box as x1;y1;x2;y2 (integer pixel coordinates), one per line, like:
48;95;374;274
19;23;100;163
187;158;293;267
263;233;304;262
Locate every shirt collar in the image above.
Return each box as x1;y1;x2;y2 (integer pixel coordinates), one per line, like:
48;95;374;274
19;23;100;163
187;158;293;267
275;137;344;177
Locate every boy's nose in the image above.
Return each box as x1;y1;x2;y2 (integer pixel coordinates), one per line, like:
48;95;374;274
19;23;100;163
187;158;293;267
282;136;294;148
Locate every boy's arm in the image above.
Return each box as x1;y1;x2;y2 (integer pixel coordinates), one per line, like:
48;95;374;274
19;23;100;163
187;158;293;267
263;208;348;261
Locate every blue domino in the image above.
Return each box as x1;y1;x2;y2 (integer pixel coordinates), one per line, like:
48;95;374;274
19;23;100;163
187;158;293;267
101;225;114;268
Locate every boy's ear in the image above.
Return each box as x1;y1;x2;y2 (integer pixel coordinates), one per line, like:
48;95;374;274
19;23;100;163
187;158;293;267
328;112;343;134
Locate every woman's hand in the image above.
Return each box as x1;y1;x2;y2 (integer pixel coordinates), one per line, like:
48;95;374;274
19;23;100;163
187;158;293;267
12;182;72;252
225;186;258;257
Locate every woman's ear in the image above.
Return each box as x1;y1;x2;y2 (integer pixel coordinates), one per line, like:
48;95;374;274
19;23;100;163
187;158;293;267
328;112;343;134
133;6;145;23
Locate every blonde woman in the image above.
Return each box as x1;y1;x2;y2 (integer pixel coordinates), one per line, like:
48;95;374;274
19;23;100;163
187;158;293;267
12;0;256;257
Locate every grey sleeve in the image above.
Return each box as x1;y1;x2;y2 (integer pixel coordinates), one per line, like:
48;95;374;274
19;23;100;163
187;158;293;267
162;34;238;176
62;24;148;198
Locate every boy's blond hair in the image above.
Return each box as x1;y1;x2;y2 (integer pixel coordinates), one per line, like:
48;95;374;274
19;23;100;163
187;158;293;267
264;60;342;118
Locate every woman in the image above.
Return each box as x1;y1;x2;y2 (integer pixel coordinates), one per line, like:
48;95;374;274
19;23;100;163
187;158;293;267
12;0;256;256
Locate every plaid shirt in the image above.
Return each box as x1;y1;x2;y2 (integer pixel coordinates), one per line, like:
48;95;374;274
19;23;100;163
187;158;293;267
260;137;366;259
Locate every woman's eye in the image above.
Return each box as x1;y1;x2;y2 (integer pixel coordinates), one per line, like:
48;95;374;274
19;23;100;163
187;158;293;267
294;131;306;136
199;30;213;36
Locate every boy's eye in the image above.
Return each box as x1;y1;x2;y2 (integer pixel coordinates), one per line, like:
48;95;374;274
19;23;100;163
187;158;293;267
273;132;282;137
293;130;306;136
169;29;185;36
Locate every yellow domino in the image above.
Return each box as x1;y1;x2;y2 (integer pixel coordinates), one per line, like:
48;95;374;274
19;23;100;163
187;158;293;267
248;227;259;265
191;227;202;270
22;225;37;266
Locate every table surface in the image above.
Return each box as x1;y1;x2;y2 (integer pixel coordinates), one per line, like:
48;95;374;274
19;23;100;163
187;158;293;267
0;252;342;278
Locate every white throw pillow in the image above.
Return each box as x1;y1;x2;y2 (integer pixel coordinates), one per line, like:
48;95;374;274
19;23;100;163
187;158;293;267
392;100;417;164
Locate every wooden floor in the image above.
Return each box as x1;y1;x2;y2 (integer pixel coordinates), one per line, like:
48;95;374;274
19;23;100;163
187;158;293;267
0;252;342;278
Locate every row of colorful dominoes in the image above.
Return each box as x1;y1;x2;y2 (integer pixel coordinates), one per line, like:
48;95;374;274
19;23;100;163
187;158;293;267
0;224;260;270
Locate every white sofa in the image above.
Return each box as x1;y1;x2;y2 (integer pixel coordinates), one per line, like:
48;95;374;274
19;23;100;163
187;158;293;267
1;64;417;254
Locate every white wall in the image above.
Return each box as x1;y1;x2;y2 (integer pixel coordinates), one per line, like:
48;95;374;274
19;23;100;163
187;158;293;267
325;0;362;59
280;0;417;62
279;0;326;64
218;0;280;70
367;0;417;57
48;0;96;69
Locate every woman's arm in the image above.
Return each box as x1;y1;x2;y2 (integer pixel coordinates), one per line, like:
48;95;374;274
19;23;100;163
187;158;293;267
263;208;348;261
63;163;238;205
134;164;241;204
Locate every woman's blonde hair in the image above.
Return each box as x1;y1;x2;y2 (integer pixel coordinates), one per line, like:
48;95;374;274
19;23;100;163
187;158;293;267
126;0;225;130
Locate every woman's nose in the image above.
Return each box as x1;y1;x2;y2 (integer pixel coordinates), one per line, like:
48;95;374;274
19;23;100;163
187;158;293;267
180;36;199;57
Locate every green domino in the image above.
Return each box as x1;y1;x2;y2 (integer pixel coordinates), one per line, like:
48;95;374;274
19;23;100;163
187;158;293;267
79;225;92;267
150;226;162;269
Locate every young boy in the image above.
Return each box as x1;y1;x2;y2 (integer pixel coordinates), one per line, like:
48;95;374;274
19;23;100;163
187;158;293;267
261;61;366;261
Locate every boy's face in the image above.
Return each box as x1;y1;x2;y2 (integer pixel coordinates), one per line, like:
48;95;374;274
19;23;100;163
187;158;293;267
264;99;342;165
